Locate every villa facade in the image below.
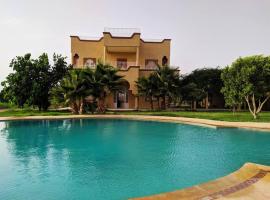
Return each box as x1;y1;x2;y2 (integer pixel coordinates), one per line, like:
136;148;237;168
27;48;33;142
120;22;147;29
71;28;173;110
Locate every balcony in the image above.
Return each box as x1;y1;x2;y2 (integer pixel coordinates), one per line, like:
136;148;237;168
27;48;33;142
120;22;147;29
106;46;138;53
103;28;141;49
108;61;137;70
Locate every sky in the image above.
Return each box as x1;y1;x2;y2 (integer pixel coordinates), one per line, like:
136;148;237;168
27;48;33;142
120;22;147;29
1;0;270;85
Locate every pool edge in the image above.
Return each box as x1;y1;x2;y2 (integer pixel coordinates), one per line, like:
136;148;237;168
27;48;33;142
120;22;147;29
130;162;270;200
0;114;270;132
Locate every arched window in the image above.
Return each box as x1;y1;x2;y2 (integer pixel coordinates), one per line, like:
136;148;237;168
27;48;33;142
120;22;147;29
73;53;79;66
162;56;168;66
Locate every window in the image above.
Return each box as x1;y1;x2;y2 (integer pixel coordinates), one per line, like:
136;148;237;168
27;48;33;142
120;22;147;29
83;58;96;68
162;56;168;66
145;59;158;69
73;54;79;66
117;58;127;69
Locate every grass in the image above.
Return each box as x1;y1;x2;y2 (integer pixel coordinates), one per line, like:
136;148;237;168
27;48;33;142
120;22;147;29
0;108;270;122
0;109;71;117
0;102;16;109
111;111;270;122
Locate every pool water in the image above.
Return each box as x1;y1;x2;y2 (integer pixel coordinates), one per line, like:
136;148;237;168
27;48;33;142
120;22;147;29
0;119;270;200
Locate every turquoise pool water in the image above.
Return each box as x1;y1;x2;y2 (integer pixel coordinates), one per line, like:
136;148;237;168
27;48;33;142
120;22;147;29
0;119;270;200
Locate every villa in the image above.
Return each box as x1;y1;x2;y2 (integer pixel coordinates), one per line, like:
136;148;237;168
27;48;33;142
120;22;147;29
70;28;174;110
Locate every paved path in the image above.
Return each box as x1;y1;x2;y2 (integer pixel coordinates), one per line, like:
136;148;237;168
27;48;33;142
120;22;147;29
130;163;270;200
0;114;270;131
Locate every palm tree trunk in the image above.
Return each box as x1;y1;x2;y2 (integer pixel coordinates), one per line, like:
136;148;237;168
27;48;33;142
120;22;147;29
205;92;209;110
162;96;166;110
193;100;197;111
71;102;79;114
157;97;160;110
97;94;106;113
79;97;84;115
150;97;154;110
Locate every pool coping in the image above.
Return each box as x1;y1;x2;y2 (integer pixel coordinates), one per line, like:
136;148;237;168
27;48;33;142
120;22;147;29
130;162;270;200
0;114;270;132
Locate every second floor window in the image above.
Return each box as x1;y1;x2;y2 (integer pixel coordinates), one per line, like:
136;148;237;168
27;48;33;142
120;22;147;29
84;58;96;68
145;59;158;69
117;58;127;69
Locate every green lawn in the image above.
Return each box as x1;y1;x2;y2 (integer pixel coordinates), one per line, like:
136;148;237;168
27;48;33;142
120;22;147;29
111;111;270;122
0;109;71;117
0;109;270;122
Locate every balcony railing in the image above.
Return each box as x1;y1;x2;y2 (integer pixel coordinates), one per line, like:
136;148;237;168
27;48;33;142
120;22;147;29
75;63;179;71
108;61;137;70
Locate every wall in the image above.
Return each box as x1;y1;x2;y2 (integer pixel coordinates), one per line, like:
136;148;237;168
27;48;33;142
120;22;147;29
118;67;140;95
106;52;136;66
70;36;104;67
139;40;170;68
103;32;140;47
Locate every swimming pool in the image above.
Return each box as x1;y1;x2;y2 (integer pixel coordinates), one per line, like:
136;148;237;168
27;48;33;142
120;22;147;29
0;119;270;200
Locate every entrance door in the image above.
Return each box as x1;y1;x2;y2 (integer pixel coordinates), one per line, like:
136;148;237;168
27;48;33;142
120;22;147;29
116;89;128;108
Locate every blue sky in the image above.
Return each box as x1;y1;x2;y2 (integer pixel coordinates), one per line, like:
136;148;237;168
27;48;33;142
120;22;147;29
1;0;270;85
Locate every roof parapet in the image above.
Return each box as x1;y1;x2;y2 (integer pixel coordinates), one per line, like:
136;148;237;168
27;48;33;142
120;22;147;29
104;27;141;37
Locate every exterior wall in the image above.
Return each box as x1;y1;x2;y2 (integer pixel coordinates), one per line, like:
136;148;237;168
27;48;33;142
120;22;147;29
138;96;160;110
106;52;136;66
139;40;170;68
103;32;140;47
71;36;104;67
139;70;156;78
118;67;140;95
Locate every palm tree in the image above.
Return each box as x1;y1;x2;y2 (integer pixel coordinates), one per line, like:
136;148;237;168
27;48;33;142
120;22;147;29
51;63;123;114
136;74;159;110
51;69;91;114
88;63;124;113
154;65;180;109
84;63;124;113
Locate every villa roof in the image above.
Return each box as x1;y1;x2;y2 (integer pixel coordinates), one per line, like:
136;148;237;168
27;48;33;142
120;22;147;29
70;27;171;43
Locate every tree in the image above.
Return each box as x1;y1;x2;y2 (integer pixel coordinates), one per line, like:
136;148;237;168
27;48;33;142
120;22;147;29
89;63;124;113
180;79;205;110
136;74;159;110
154;66;180;109
51;62;123;114
1;54;34;107
221;55;270;119
181;68;223;109
51;69;91;114
1;53;70;110
31;53;70;110
221;67;245;111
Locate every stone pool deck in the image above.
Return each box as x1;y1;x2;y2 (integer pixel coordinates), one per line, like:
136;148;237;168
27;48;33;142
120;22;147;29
0;114;270;131
130;163;270;200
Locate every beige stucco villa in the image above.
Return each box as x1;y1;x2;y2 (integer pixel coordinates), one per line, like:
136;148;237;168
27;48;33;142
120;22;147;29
71;28;175;110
